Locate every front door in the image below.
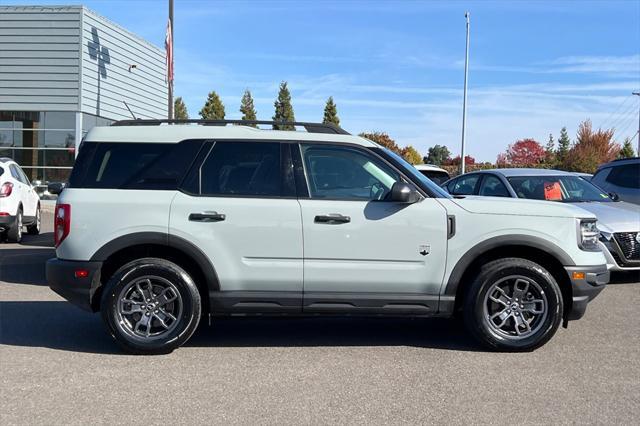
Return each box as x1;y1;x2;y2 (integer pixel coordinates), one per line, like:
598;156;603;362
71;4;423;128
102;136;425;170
169;141;303;313
297;144;449;314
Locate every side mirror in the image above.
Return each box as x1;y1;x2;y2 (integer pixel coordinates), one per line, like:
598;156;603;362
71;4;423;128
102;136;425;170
608;192;620;201
47;182;65;195
389;182;419;203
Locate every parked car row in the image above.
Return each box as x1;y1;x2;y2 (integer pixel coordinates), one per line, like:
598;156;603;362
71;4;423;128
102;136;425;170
437;158;640;273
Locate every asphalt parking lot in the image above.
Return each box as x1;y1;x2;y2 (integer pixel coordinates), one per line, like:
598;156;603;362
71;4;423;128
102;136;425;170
1;211;638;424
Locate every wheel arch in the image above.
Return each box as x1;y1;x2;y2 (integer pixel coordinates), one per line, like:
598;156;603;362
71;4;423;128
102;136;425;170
90;232;219;313
445;235;574;319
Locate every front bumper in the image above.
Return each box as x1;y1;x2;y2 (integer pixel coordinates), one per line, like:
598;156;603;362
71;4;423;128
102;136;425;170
46;258;103;312
565;264;609;321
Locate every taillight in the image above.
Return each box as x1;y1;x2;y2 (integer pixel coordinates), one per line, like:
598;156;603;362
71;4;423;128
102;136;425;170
54;204;71;248
0;182;13;197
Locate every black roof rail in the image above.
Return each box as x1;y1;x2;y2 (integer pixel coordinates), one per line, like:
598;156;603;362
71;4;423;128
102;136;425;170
110;119;350;135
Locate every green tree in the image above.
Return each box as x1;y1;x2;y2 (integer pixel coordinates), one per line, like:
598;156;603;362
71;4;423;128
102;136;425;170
199;91;225;120
174;96;188;119
272;81;295;130
322;96;340;126
239;89;257;126
619;137;635;158
424;144;451;165
544;133;556;166
556;126;571;164
358;132;401;154
401;145;423;165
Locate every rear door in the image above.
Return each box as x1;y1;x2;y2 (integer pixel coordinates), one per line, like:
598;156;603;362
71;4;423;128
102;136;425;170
296;143;449;314
169;141;303;313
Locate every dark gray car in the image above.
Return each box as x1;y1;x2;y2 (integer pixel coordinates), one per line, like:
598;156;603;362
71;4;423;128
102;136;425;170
591;158;640;205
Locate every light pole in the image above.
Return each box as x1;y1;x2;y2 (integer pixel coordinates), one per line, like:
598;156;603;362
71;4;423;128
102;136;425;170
633;92;640;155
460;12;470;174
168;0;174;120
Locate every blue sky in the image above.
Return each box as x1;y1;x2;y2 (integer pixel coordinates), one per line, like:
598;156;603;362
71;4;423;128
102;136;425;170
10;0;640;161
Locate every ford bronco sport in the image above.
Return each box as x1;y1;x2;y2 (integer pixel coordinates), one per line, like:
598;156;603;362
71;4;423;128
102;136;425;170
47;120;609;354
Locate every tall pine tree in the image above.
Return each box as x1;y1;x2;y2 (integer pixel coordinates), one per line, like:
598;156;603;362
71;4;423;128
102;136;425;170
619;137;635;158
556;126;571;163
272;81;295;130
322;97;340;126
544;133;556;165
240;89;257;127
199;91;225;120
174;97;189;119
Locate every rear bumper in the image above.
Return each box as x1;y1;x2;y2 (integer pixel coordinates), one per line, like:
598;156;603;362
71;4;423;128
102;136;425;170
565;264;609;321
0;214;15;229
46;258;103;312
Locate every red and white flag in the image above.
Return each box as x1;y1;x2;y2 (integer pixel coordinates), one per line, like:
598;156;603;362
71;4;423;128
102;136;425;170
165;19;173;83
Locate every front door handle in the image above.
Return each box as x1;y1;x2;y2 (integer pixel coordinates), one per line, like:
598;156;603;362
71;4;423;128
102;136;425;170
314;214;351;224
189;211;226;222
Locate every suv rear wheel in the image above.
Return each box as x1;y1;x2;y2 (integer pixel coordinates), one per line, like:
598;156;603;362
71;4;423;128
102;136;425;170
27;205;41;235
6;207;22;243
101;258;201;355
463;258;563;351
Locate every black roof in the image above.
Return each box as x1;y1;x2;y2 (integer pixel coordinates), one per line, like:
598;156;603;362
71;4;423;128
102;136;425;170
111;119;350;135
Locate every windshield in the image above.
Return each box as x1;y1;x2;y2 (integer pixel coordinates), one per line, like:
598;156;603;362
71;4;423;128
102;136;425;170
508;175;612;203
375;147;451;198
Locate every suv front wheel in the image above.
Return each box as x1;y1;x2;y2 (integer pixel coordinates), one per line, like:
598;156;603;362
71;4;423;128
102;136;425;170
101;258;202;355
464;258;563;352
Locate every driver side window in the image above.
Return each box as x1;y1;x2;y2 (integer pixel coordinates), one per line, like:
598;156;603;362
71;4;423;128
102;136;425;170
301;144;400;200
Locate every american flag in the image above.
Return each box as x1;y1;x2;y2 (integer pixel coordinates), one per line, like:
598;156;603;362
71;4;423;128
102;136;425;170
165;18;173;83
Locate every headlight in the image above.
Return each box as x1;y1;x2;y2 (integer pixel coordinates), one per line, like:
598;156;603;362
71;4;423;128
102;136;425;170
578;219;600;251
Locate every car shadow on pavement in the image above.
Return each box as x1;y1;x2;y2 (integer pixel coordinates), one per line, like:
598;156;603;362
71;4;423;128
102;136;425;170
18;232;55;248
0;248;54;286
0;300;478;354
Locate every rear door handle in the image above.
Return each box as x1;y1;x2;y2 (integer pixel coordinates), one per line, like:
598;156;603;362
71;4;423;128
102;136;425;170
189;211;226;222
314;214;351;224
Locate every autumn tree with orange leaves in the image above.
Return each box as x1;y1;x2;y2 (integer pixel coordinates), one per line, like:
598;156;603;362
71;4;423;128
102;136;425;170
562;120;620;173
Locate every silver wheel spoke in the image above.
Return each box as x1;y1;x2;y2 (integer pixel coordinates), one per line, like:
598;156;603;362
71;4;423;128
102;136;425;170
158;307;177;322
156;287;178;306
489;287;510;306
512;279;530;301
134;313;152;336
491;309;511;328
121;299;144;314
153;312;171;329
522;299;545;314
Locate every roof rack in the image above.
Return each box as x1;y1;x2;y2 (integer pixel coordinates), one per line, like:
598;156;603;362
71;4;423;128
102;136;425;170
110;119;350;135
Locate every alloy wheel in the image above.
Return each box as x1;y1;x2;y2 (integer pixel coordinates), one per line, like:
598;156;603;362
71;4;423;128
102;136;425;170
115;276;183;341
482;275;548;340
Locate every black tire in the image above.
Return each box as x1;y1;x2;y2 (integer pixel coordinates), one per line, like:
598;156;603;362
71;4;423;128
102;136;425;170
100;257;201;355
27;205;41;235
6;207;22;243
463;257;563;352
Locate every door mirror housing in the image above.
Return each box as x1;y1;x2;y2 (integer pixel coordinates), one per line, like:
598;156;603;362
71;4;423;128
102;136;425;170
389;182;419;203
48;182;65;195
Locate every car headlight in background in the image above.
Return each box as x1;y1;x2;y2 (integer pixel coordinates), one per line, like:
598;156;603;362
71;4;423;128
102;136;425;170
578;219;600;251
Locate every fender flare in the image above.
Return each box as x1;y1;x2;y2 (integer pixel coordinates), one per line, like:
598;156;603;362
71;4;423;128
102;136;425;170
443;234;575;297
90;232;220;292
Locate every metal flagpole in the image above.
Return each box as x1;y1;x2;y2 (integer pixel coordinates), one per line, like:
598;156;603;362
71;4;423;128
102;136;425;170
168;0;174;119
460;12;470;174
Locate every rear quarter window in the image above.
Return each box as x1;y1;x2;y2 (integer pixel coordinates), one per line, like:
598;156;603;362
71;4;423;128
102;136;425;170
605;164;640;189
69;140;203;189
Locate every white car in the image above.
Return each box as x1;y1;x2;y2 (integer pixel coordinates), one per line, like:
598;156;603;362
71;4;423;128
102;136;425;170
0;158;41;242
414;164;450;185
47;120;608;354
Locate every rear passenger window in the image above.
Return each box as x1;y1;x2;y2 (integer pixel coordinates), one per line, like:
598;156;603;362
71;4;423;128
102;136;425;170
70;141;202;189
479;175;510;197
196;142;283;197
605;164;640;189
451;174;480;195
